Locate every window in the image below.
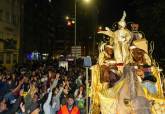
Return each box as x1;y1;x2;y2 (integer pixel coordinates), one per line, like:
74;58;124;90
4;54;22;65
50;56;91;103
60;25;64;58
0;54;4;64
5;12;10;23
11;0;18;7
6;0;10;4
0;10;3;21
13;54;17;63
0;32;3;39
3;33;7;39
6;54;11;64
12;15;17;25
4;39;17;49
16;0;19;6
13;34;16;40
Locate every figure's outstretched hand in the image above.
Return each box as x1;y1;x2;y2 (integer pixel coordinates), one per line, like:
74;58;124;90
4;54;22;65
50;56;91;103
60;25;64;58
97;28;114;38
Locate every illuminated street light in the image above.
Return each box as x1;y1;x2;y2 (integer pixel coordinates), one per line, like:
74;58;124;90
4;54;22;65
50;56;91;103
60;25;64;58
48;0;51;3
65;16;69;20
65;16;75;26
67;21;72;26
74;0;91;46
72;20;75;24
84;0;91;3
74;1;92;113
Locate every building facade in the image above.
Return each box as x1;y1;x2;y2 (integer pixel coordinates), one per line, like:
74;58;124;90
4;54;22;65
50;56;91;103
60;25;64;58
0;0;21;69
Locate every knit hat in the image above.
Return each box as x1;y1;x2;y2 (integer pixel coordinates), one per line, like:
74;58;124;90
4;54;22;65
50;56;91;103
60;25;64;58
29;102;40;114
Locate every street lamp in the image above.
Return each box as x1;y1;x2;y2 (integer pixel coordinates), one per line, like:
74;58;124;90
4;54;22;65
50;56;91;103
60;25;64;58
65;16;75;26
74;0;91;46
65;16;69;20
72;20;75;24
74;1;77;46
84;0;91;3
67;21;72;26
74;1;91;113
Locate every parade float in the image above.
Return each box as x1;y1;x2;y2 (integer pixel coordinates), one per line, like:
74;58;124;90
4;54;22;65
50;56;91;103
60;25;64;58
90;11;165;114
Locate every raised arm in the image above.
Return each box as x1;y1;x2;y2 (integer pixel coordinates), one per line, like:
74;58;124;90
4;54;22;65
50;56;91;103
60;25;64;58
11;77;24;94
56;86;63;97
44;90;52;105
51;79;58;90
51;73;60;90
97;27;114;38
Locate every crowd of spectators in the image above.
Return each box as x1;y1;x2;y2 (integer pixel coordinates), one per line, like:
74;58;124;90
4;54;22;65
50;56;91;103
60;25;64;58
0;61;86;114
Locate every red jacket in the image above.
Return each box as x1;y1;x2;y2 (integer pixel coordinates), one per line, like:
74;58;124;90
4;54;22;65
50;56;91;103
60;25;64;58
58;105;80;114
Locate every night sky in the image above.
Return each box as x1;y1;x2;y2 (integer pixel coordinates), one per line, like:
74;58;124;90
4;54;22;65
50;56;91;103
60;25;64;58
23;0;165;62
98;0;135;25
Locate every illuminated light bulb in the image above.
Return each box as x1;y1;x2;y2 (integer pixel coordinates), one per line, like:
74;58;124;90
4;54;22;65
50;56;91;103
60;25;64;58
84;0;91;3
65;16;69;20
72;20;75;24
67;21;72;26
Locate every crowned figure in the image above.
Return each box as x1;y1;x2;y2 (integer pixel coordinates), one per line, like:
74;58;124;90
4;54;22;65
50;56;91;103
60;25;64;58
98;11;132;73
114;11;132;64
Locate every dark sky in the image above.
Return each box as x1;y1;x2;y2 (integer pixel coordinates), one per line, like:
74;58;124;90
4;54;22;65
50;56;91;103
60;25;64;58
23;0;165;61
98;0;135;26
61;0;136;27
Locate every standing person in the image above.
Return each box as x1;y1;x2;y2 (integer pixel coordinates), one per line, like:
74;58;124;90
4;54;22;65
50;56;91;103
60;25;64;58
130;44;151;65
74;85;85;114
130;23;143;43
60;80;70;105
0;97;21;114
43;76;59;114
98;11;132;65
58;95;80;114
115;11;132;64
98;44;120;87
52;85;64;114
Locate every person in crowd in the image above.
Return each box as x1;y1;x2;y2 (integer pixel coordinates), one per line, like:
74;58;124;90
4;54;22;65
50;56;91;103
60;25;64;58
43;73;59;114
74;85;85;114
136;65;157;94
0;77;24;114
58;95;80;114
60;77;71;105
52;84;64;114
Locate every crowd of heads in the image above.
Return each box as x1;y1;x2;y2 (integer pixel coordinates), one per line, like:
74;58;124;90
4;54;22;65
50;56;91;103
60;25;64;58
0;61;86;114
